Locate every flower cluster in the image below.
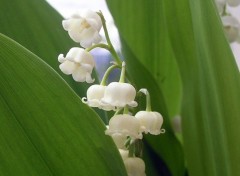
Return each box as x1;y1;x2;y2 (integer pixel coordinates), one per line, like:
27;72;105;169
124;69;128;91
58;10;165;176
215;0;240;43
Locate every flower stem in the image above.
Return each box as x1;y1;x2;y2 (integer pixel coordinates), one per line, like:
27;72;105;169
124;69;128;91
124;137;131;149
114;108;123;116
97;11;122;65
85;43;109;52
123;106;129;114
139;88;152;111
128;139;136;157
119;61;126;83
100;64;119;86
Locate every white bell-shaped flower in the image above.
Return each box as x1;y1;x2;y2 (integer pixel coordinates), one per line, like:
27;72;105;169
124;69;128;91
119;149;129;161
111;133;127;149
227;0;240;7
135;111;164;135
82;84;114;110
221;15;240;43
62;10;102;48
105;114;142;139
101;82;138;108
58;47;95;83
124;157;146;176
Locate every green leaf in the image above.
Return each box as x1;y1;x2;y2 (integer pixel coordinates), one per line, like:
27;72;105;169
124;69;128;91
0;33;127;176
106;0;182;118
164;0;240;175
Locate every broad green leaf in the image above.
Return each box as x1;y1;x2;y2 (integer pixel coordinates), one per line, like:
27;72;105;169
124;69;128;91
106;0;182;118
0;0;107;121
164;0;240;175
0;33;127;176
122;39;185;176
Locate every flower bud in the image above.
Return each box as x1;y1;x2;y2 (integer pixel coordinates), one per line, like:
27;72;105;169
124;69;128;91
101;82;137;108
135;111;163;135
105;114;142;139
124;157;146;176
58;47;95;83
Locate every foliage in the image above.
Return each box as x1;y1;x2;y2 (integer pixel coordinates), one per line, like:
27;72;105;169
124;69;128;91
0;0;239;175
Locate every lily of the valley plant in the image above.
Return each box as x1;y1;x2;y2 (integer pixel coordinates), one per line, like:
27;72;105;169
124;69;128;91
58;10;164;176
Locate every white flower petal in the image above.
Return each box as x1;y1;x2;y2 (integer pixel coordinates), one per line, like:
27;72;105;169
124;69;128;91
79;28;101;48
66;47;84;62
58;54;65;63
80;62;95;71
86;18;101;31
81;10;102;28
99;102;116;111
124;157;146;176
111;133;127;149
87;85;106;100
128;101;138;107
62;19;71;30
85;73;95;83
63;19;85;42
119;149;129;161
59;60;77;75
87;99;102;107
65;48;95;67
72;67;87;82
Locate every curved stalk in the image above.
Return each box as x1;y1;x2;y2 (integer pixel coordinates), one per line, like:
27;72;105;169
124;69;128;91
97;11;122;65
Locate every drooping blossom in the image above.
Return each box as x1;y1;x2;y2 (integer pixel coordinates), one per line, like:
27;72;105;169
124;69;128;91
58;47;95;83
105;114;142;139
135;111;164;135
101;82;138;109
62;10;102;48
